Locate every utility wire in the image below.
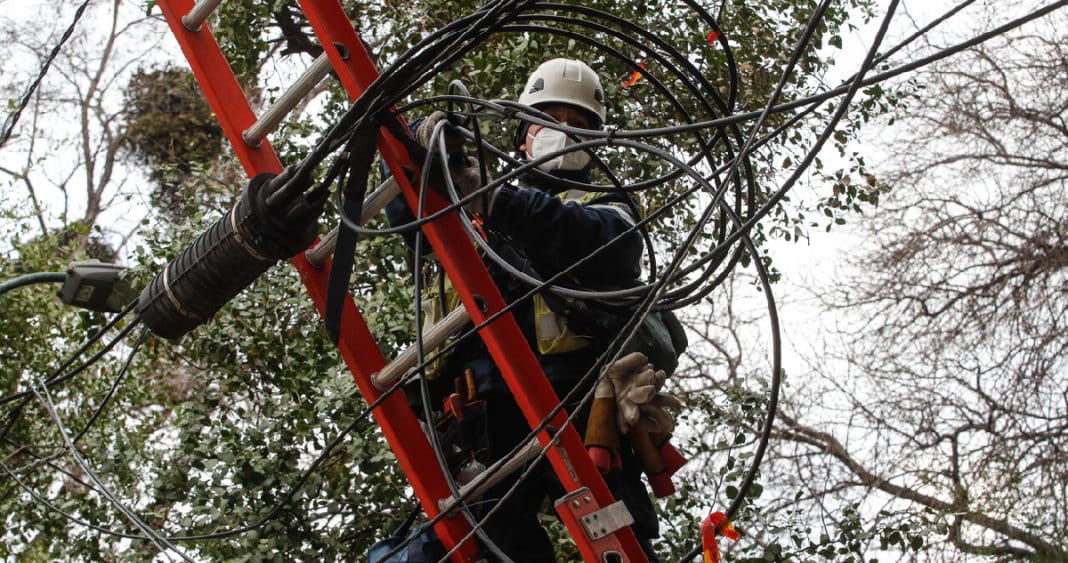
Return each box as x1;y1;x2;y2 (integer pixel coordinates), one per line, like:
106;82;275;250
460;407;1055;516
30;380;196;562
440;0;836;552
291;0;1068;559
0;0;94;149
9;0;1067;559
0;272;65;295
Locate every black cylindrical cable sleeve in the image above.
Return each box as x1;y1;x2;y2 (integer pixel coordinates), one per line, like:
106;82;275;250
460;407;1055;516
138;172;323;339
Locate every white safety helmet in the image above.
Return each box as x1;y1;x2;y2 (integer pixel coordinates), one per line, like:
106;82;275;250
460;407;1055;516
518;58;606;128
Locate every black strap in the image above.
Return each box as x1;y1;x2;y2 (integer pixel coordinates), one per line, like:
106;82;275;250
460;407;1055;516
324;125;377;343
392;499;423;540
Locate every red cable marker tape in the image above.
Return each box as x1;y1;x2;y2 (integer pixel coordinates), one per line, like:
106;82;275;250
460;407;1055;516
623;60;647;87
701;511;739;563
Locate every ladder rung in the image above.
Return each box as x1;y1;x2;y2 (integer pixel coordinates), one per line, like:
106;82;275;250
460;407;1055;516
243;52;337;147
438;438;542;513
181;0;223;32
305;176;400;268
371;306;472;391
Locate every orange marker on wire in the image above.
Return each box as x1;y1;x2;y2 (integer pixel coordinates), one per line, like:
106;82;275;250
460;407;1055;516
701;511;739;563
622;60;646;87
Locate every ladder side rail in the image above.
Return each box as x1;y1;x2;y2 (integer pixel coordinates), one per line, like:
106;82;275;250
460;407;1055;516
155;2;481;560
296;1;646;561
155;0;282;175
291;254;482;562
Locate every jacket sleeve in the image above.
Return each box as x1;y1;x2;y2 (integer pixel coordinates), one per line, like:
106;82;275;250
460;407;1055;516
486;185;643;286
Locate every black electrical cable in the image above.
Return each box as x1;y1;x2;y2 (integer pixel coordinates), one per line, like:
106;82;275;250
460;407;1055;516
409;122;516;562
0;301;140;462
14;0;1065;558
31;378;196;562
0;0;93;149
1;337;146;548
0;311;141;409
164;1;1068;559
181;0;1068;559
358;51;858;555
416;35;762;557
434;0;893;556
0;457;152;541
673;0;903;556
1;435;99;494
0;271;66;295
23;221;686;549
70;328;148;445
284;0;1068;216
135;0;1068;546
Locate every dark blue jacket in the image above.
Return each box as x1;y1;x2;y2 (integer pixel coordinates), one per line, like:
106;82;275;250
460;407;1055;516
386;166;643;393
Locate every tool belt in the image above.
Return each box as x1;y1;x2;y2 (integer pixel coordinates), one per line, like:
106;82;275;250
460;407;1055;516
431;369;490;485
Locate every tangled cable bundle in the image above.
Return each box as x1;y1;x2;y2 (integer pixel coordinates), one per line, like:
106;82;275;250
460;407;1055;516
3;0;1066;561
351;3;794;559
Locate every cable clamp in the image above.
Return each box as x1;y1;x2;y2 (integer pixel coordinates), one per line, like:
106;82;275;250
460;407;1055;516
229;205;272;262
161;266;198;322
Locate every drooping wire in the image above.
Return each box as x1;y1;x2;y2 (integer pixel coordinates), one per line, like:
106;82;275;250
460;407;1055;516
1;327;161;543
438;0;840;551
0;300;139;409
70;327;148;444
204;0;1068;557
30;379;196;562
672;0;903;556
393;118;516;562
9;0;1066;557
0;0;94;150
312;1;1068;559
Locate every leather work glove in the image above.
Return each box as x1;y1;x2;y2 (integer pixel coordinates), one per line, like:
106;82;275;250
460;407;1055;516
603;352;681;435
634;393;683;434
414;111;465;154
414;111;495;216
584;374;622;473
448;156;495;216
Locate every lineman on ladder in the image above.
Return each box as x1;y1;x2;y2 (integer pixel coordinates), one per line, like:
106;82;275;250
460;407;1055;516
387;58;680;562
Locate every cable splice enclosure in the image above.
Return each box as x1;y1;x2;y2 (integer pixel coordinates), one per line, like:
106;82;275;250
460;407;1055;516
138;170;323;339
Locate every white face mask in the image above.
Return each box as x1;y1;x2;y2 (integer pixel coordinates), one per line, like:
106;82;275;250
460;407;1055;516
528;126;591;172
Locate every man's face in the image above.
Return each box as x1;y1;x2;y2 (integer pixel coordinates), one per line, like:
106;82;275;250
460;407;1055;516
519;104;593;159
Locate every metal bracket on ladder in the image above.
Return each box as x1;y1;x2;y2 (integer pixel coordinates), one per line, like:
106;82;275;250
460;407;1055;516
556;488;636;562
153;0;648;560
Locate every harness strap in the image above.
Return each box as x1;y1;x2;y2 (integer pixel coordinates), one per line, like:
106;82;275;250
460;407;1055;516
325;124;377;342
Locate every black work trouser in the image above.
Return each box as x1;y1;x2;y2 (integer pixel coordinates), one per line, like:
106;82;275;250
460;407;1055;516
477;390;660;563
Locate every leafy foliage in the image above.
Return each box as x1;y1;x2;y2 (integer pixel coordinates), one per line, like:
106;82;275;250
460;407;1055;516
0;0;912;561
123;67;224;218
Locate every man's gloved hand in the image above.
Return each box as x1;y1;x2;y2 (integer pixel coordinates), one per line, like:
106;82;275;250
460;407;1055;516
634;392;683;434
414;111;465;154
449;156;495;216
414;111;495;216
603;352;681;435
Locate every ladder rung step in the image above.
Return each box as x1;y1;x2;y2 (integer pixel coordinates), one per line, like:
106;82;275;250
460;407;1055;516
243;52;337;147
305;176;400;268
438;438;542;513
181;0;223;32
371;306;472;391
